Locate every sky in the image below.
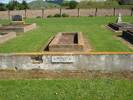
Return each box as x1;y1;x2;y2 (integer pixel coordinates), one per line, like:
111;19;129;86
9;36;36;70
0;0;104;4
0;0;81;3
0;0;34;3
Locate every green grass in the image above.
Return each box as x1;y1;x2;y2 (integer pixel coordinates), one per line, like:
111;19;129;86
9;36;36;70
0;79;132;100
0;16;133;53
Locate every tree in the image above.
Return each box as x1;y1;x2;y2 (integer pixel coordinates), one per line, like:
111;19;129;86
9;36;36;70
0;3;7;11
6;1;21;10
69;1;78;9
21;0;29;9
6;0;29;10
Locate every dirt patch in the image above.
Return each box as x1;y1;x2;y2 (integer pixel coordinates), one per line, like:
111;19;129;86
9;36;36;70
0;70;133;80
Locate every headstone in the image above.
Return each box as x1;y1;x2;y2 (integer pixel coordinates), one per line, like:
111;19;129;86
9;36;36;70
12;15;23;21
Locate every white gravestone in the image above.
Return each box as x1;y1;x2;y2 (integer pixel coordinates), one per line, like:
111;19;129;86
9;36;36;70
117;13;122;23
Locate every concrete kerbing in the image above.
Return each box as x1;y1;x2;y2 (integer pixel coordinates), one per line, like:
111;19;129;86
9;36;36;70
105;25;122;33
0;52;133;71
0;52;133;56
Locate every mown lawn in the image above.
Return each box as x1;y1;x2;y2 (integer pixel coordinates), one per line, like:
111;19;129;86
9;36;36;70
0;16;133;53
0;79;132;100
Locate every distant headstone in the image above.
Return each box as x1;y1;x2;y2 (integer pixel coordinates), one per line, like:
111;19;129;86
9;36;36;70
116;13;122;23
12;15;23;21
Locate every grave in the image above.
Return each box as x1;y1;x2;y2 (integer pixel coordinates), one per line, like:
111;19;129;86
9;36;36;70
107;13;133;32
108;23;133;32
122;30;133;44
0;15;36;33
44;32;90;52
0;31;16;43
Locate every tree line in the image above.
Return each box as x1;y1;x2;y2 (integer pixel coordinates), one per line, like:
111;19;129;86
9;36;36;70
0;0;29;11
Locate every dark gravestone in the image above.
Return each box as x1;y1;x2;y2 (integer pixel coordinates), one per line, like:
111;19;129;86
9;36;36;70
12;15;23;21
122;30;133;44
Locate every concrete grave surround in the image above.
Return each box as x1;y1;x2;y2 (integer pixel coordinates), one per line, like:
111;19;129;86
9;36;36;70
0;15;36;33
0;31;16;43
108;22;133;32
0;52;133;72
45;32;90;52
107;14;133;32
0;23;36;33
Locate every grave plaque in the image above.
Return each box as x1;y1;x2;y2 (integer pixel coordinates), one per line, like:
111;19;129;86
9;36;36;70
12;15;23;21
51;56;75;63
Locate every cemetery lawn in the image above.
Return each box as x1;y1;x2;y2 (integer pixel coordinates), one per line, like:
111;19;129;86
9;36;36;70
0;79;132;100
0;16;133;53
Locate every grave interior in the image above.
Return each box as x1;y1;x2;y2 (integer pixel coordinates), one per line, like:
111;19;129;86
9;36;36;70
58;33;78;44
44;32;90;52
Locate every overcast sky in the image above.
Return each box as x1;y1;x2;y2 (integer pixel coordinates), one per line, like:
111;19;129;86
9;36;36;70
0;0;82;3
0;0;35;3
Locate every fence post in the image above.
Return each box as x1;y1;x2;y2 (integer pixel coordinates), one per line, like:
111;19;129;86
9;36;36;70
24;9;27;19
60;8;62;16
42;8;44;18
78;8;80;17
95;8;97;16
131;8;133;16
113;8;115;16
8;10;10;20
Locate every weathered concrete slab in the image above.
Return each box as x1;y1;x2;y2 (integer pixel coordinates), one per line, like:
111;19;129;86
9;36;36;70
0;52;133;72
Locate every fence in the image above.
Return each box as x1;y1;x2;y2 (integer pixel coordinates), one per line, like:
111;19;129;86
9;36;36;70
0;8;132;19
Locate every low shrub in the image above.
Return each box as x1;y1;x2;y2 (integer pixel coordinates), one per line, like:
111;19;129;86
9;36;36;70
54;13;61;17
47;13;69;18
69;1;78;9
47;15;53;18
36;16;41;18
62;13;69;17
